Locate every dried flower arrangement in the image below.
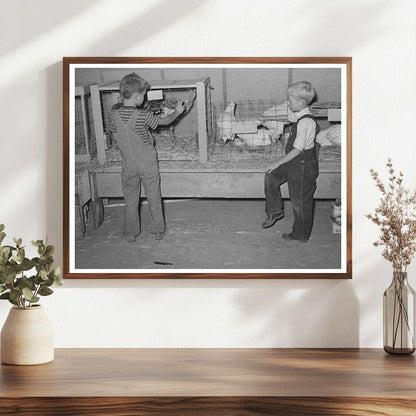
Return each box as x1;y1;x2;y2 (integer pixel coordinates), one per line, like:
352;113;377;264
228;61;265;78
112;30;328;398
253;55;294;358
366;159;416;272
367;159;416;354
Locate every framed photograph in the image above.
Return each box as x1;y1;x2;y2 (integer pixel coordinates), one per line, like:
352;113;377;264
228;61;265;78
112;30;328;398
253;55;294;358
63;57;352;279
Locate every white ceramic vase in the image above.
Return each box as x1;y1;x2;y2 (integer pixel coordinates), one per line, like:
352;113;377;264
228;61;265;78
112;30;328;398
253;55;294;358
1;305;54;365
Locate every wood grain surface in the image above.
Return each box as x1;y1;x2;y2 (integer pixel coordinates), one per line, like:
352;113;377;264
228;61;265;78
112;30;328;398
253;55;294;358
1;348;414;415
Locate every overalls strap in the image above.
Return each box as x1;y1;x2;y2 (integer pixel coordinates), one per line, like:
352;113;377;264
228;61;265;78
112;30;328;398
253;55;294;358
286;114;318;161
114;110;154;171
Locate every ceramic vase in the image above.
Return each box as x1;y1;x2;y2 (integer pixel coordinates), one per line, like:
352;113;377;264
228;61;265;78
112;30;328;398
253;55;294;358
383;271;416;355
1;305;54;365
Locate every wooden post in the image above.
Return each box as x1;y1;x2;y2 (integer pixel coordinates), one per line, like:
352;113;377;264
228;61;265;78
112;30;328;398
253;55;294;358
288;68;293;87
74;86;91;163
89;171;104;229
222;68;227;106
80;91;90;161
196;80;208;163
89;84;106;165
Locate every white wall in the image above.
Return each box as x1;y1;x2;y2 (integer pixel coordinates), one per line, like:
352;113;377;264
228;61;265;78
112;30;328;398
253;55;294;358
1;0;415;348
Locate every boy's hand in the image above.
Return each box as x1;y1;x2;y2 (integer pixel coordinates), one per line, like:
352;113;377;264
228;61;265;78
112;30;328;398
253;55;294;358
265;161;281;173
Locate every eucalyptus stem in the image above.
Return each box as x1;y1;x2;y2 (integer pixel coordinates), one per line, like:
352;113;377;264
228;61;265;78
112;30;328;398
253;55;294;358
32;284;41;304
0;225;62;309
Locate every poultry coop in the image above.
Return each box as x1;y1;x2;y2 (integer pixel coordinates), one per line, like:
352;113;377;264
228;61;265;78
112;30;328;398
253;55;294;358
74;77;342;230
213;100;288;163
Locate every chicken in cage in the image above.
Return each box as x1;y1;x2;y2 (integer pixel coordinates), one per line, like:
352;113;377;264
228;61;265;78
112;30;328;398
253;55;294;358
144;90;196;146
213;100;290;162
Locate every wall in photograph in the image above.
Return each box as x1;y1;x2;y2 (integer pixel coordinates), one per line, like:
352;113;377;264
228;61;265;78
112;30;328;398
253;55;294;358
1;1;416;348
76;67;342;103
75;66;342;137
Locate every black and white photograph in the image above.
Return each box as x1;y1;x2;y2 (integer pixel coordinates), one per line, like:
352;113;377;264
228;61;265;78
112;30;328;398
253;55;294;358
63;58;351;278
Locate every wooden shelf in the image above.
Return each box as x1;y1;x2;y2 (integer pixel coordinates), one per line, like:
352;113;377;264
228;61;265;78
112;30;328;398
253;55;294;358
1;348;415;415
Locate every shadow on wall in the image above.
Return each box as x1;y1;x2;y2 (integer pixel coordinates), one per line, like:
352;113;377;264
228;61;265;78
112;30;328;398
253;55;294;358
47;0;396;264
1;0;101;56
292;0;394;52
233;280;359;348
57;278;359;348
39;0;391;347
46;0;205;262
0;302;11;329
2;0;204;56
353;246;403;348
79;0;204;56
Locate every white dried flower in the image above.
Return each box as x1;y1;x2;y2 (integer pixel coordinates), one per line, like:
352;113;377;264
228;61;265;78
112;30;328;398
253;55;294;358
366;159;416;272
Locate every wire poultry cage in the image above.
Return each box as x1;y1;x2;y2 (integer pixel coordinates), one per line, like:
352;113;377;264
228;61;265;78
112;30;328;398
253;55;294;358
74;78;213;166
75;83;294;167
101;89;204;164
211;99;289;164
74;82;342;168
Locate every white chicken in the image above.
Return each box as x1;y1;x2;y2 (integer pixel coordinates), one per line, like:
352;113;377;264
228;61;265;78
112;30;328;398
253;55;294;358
316;124;341;146
217;102;237;143
262;102;289;143
238;127;276;149
263;101;288;118
232;136;246;149
262;120;287;143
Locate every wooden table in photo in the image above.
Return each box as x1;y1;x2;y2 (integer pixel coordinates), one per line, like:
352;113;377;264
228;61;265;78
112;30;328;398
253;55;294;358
1;348;415;415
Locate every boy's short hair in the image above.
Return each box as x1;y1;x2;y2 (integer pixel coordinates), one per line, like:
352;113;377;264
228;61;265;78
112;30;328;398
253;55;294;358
287;81;316;105
119;72;150;99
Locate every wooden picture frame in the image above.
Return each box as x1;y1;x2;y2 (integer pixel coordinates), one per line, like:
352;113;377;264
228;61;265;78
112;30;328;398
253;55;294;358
63;57;352;279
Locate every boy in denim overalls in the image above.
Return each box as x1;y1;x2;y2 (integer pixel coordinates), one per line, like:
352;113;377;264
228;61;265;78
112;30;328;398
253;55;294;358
262;81;319;243
108;73;185;242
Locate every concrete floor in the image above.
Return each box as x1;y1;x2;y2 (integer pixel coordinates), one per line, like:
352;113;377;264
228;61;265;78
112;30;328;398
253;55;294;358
75;199;341;271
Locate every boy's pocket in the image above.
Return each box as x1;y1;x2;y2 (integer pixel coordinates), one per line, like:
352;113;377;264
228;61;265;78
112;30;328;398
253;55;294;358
307;160;319;179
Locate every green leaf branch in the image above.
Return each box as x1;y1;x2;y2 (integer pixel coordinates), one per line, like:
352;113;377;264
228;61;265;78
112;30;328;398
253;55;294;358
0;224;62;309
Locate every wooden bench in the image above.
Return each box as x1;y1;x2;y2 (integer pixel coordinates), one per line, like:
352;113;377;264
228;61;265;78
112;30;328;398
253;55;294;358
89;159;341;229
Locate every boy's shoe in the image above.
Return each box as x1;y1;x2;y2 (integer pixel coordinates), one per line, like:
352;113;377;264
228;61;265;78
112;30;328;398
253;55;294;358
262;212;284;228
281;233;309;243
155;230;167;240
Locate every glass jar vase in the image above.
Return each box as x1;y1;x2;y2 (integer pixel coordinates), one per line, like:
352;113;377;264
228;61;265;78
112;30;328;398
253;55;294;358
383;271;415;355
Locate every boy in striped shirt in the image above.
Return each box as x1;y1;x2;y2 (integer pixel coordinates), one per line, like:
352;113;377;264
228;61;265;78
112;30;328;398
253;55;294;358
108;73;185;242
